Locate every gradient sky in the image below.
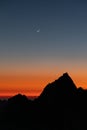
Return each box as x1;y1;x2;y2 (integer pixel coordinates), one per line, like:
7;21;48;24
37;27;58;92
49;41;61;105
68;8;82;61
0;0;87;97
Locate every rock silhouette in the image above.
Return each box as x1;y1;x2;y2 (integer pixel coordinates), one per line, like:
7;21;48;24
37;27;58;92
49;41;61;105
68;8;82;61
0;72;87;130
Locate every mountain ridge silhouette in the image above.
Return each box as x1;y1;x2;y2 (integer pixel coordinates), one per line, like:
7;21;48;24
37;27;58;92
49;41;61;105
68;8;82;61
38;72;77;99
0;72;87;130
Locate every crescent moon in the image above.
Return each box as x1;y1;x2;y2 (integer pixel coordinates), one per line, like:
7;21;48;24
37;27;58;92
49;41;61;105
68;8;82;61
36;29;40;33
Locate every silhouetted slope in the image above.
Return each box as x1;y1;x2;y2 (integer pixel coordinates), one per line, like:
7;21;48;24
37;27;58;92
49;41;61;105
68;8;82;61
8;93;28;102
37;73;77;103
34;73;79;129
0;72;87;130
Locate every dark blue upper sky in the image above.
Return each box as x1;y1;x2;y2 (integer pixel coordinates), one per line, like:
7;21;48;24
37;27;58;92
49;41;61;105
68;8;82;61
0;0;87;76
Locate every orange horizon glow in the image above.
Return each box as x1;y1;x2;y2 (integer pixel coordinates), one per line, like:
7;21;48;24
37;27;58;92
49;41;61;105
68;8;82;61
0;74;57;97
0;72;87;98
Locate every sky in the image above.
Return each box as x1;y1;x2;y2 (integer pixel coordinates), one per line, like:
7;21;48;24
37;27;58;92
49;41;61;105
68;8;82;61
0;0;87;97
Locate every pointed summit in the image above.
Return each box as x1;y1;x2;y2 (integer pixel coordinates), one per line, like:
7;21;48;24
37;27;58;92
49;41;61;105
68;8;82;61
38;73;77;102
62;72;73;80
57;72;73;82
56;72;77;90
63;72;69;76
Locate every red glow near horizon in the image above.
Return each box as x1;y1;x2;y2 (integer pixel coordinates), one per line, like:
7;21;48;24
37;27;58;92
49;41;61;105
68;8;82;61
0;72;87;98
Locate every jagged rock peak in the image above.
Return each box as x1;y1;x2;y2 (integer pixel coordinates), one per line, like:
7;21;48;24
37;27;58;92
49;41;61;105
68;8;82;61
58;72;72;80
38;72;77;100
57;72;75;84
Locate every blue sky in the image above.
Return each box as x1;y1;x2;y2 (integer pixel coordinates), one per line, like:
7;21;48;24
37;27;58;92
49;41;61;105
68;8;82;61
0;0;87;81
